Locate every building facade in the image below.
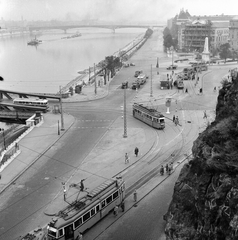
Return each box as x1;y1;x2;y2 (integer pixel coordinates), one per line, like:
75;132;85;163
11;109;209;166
229;18;238;51
169;10;237;53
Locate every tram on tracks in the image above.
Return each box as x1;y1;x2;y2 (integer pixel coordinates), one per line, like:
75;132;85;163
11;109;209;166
45;177;125;240
132;103;165;129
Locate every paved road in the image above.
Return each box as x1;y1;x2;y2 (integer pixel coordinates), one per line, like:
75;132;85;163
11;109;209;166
0;27;234;240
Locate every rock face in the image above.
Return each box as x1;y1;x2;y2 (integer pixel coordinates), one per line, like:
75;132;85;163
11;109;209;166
164;73;238;239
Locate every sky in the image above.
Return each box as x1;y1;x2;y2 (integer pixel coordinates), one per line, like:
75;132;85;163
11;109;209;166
0;0;238;23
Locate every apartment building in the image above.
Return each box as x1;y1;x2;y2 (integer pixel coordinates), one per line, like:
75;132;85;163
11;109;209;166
229;17;238;51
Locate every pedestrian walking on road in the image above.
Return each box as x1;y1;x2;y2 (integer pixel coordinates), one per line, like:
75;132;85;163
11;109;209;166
160;165;164;175
170;162;173;171
134;147;139;157
203;110;207;119
168;166;171;175
165;164;169;173
134;189;137;202
125;153;129;164
114;205;119;216
121;200;125;212
173;115;175;123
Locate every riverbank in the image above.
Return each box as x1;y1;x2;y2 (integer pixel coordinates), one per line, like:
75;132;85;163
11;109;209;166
58;31;148;95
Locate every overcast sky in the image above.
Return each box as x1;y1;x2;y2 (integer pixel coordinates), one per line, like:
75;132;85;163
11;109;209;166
0;0;238;23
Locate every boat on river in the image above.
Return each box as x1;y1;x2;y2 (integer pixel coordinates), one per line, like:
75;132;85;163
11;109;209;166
62;32;82;39
27;37;42;46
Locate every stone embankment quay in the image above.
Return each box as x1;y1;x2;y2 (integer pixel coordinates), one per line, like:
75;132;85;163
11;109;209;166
59;32;148;95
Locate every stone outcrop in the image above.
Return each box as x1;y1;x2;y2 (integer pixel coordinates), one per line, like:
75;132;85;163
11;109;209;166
164;73;238;239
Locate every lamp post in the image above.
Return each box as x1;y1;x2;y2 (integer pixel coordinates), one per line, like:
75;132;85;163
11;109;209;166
59;86;65;131
171;46;174;67
150;64;153;97
58;120;60;135
123;88;127;138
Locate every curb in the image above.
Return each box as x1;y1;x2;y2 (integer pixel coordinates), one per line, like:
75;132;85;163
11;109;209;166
0;115;76;194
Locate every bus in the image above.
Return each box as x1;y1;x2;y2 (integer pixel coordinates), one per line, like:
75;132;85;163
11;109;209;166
46;177;125;240
132;103;165;129
13;98;49;111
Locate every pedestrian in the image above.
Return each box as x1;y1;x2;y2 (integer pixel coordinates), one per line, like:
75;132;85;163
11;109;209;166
203;110;207;119
133;189;137;202
165;164;169;173
213;86;216;92
185;88;188;93
170;162;174;171
173;115;175;122
15;142;18;151
134;147;139;157
114;205;119;216
80;179;85;191
168;166;171;175
78;232;83;240
160;165;164;175
121;200;125;212
125;153;129;164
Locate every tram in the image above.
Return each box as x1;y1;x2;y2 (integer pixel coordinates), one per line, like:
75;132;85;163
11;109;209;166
13;98;49;111
46;177;125;240
132;103;165;129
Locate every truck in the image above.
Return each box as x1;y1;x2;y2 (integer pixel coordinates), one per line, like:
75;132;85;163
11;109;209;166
137;74;147;84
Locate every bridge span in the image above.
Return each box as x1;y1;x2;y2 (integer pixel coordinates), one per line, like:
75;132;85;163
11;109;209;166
0;89;62;123
29;24;164;33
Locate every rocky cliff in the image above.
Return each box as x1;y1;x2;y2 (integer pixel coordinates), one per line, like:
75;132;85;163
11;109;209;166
164;72;238;240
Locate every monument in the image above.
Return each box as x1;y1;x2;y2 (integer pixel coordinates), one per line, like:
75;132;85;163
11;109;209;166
202;37;210;62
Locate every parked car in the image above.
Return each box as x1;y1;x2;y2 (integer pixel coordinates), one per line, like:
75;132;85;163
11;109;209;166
130;63;135;66
166;65;178;70
124;62;130;68
134;70;143;77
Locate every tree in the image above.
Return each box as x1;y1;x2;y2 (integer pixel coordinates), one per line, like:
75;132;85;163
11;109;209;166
105;56;121;78
163;27;175;51
219;43;231;62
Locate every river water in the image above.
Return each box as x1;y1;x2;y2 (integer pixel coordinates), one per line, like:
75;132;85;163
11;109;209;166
0;28;145;94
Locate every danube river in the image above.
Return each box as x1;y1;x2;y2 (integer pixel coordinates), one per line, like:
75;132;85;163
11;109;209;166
0;28;146;94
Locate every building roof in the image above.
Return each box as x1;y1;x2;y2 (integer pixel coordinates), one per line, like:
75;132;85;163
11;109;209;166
192;19;207;25
177;9;191;21
211;21;229;28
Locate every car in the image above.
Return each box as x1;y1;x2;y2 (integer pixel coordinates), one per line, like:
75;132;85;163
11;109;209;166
130;63;135;66
166;65;178;70
131;81;140;90
121;81;128;89
134;70;143;77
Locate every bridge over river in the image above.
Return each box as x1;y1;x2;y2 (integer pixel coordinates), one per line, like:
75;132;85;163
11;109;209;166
29;24;164;33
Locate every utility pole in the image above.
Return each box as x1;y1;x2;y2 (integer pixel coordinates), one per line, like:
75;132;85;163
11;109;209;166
123;88;127;138
59;86;65;131
150;64;153;97
94;63;97;95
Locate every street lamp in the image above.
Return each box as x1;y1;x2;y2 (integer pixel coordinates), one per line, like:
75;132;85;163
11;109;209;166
123;88;127;138
59;86;65;131
150;64;153;97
